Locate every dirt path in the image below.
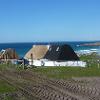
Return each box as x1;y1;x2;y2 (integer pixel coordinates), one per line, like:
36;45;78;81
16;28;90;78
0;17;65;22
0;69;100;100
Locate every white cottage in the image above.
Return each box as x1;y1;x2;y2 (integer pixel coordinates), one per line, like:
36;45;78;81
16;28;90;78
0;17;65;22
25;44;86;67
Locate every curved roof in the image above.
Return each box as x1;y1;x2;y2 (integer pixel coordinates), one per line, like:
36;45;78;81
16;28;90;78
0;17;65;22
24;45;49;60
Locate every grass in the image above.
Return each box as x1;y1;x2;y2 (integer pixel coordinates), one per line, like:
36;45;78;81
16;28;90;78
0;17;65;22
0;53;99;99
80;53;100;67
33;66;100;79
0;63;24;71
32;53;100;79
0;80;16;93
1;53;100;79
5;96;14;100
80;53;100;60
0;64;17;94
0;57;100;99
0;63;15;70
0;53;100;81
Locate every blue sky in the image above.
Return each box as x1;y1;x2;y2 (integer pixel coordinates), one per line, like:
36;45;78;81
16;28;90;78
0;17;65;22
0;0;100;43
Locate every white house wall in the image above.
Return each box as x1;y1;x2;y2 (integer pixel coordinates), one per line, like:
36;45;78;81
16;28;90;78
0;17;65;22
28;59;86;67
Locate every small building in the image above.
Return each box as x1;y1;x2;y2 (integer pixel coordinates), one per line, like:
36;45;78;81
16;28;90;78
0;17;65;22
25;44;86;67
0;48;19;60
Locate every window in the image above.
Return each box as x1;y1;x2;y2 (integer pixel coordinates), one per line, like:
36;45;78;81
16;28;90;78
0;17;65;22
56;47;59;51
49;47;52;51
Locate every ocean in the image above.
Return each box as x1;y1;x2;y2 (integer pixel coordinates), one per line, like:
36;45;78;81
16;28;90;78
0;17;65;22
0;41;100;58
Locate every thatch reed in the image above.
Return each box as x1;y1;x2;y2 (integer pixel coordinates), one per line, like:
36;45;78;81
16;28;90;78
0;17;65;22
24;45;49;60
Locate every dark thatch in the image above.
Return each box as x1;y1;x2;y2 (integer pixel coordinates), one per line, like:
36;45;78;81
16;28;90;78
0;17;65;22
44;44;79;61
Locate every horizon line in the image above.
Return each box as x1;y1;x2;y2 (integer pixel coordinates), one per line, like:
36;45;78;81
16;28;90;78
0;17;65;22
0;40;100;44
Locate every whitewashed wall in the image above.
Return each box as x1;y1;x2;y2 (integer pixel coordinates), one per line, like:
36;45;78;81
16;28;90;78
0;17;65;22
28;59;86;67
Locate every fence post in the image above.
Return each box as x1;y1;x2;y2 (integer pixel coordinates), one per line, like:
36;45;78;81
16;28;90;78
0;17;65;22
97;60;99;68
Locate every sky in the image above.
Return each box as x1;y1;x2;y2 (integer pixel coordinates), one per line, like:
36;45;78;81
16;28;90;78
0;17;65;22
0;0;100;43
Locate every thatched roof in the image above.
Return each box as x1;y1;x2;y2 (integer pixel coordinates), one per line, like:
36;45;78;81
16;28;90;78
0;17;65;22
44;44;79;61
0;48;19;59
24;45;49;60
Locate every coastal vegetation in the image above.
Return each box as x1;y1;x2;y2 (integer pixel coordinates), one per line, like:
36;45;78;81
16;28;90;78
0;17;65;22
0;80;16;93
80;53;100;67
31;52;100;79
0;53;100;99
0;62;100;99
0;53;100;79
32;66;100;79
1;63;100;80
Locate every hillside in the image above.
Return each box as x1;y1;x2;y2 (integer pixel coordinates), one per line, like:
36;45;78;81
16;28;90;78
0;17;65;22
80;42;100;46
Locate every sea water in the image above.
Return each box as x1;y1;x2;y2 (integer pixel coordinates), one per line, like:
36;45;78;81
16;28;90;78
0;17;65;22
0;41;100;58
